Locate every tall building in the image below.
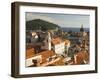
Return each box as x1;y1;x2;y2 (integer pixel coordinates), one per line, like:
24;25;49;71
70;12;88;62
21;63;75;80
80;24;84;37
80;24;84;32
47;32;52;50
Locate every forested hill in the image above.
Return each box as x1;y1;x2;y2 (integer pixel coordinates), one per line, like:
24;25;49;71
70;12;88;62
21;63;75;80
26;19;60;31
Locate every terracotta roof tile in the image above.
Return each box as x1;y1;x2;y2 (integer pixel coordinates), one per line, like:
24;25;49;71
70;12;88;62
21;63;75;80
64;40;70;45
38;50;56;63
26;48;36;59
75;51;89;64
51;37;63;45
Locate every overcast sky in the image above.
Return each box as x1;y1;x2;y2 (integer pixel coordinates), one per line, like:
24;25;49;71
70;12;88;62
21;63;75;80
26;12;90;28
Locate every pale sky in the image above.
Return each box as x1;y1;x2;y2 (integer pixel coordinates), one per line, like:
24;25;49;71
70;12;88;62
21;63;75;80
26;12;90;28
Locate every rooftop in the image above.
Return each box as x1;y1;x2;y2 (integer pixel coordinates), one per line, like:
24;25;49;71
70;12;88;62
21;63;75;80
51;37;63;45
38;50;56;63
64;39;70;45
75;51;89;64
26;48;36;59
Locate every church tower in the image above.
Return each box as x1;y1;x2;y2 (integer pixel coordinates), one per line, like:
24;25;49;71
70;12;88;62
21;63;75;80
80;24;84;32
47;32;51;50
80;24;84;37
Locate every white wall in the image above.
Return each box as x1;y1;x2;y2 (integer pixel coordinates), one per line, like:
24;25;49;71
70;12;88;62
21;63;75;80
0;0;100;80
54;42;65;54
26;55;42;67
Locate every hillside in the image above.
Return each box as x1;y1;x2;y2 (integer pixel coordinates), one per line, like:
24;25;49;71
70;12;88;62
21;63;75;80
26;19;60;31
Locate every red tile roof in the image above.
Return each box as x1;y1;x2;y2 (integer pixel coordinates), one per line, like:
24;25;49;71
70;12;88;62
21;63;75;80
38;50;56;63
64;39;70;45
75;51;89;64
51;37;63;45
26;48;35;59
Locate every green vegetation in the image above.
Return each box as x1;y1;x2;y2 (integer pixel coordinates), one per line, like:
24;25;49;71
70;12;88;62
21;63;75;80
26;19;60;31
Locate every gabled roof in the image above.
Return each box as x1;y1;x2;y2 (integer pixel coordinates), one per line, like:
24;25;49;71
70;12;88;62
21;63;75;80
51;37;63;45
51;37;70;45
38;50;56;63
75;51;89;64
26;48;35;59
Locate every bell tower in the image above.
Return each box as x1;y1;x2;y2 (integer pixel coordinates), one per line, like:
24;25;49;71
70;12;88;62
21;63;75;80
47;32;51;50
80;24;84;36
80;24;84;32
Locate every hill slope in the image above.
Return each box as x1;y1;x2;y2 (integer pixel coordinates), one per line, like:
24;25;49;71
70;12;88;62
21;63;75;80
26;19;60;31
